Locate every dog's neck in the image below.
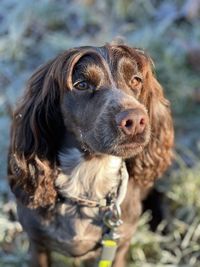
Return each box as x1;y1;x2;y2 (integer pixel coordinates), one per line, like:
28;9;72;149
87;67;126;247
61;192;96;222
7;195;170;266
56;148;123;202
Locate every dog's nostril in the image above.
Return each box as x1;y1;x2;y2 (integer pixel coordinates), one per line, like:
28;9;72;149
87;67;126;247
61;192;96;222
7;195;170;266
125;119;133;128
136;116;146;134
139;118;145;126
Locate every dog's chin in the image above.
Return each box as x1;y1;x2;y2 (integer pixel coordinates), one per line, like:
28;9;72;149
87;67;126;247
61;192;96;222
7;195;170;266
82;130;150;158
109;142;147;158
84;141;148;159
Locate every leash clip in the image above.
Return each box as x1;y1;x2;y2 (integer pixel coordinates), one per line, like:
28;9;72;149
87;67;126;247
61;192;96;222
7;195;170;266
103;203;123;234
98;204;122;267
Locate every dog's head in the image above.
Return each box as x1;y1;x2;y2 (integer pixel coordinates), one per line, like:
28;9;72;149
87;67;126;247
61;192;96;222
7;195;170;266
60;45;151;158
9;44;174;207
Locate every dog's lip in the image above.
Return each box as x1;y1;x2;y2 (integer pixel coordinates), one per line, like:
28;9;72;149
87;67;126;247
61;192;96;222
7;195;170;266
118;135;148;146
111;142;146;158
117;127;151;147
117;142;144;149
117;134;150;151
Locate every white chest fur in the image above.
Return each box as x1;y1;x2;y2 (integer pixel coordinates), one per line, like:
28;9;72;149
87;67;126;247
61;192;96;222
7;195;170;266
56;148;123;201
51;149;124;253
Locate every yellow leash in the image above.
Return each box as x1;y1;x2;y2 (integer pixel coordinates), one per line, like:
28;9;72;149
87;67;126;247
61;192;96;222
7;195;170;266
97;203;123;267
97;162;129;267
98;240;118;267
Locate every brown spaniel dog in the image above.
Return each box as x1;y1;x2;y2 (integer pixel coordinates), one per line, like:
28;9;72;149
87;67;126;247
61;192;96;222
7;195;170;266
8;44;174;267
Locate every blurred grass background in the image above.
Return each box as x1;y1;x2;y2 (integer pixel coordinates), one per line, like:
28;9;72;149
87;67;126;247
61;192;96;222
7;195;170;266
0;0;200;266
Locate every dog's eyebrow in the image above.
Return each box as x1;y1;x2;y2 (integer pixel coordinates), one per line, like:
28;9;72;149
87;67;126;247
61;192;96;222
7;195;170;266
68;49;115;89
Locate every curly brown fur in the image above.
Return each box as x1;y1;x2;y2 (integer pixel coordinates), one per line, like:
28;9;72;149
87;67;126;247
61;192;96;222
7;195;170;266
126;48;174;187
7;43;174;267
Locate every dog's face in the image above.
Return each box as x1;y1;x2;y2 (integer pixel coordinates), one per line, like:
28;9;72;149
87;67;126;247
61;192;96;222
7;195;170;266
61;46;151;158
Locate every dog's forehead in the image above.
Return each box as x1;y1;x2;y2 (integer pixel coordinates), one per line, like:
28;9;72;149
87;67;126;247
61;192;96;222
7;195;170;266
73;45;140;77
107;46;143;71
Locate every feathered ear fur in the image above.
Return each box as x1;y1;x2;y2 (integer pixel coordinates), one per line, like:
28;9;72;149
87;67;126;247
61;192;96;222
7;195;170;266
126;51;174;187
8;49;87;208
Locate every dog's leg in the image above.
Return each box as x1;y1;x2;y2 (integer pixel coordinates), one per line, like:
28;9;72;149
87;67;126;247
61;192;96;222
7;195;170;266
112;241;130;267
30;240;51;267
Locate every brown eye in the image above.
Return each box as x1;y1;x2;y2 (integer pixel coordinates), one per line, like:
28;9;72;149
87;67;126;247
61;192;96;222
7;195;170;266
130;75;143;89
74;81;95;91
74;81;92;90
128;75;143;97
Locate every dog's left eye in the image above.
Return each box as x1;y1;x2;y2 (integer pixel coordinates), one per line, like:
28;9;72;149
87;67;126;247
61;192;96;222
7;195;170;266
130;75;143;88
129;75;143;96
74;81;93;91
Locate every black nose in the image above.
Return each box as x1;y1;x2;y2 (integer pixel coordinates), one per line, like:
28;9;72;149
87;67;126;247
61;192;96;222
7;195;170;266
115;109;147;136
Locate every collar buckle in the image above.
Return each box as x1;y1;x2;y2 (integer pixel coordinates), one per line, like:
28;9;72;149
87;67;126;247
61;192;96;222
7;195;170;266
103;203;123;230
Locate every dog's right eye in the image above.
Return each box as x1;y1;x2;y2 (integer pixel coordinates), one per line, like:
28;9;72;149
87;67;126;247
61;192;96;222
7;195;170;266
74;81;92;91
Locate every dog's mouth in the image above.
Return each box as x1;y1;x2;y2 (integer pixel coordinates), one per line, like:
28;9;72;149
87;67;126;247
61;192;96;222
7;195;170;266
110;128;151;158
79;126;150;159
118;140;146;150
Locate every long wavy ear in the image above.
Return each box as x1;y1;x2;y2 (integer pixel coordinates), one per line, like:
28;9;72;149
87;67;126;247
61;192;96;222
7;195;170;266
8;49;85;208
126;51;174;188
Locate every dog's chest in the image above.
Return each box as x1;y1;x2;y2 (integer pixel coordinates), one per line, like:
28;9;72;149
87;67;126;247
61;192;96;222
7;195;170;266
56;151;123;200
43;203;103;257
46;153;123;257
18;154;128;258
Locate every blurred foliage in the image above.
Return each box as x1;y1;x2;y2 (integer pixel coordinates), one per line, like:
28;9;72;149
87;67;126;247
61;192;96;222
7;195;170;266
129;163;200;267
0;0;200;266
